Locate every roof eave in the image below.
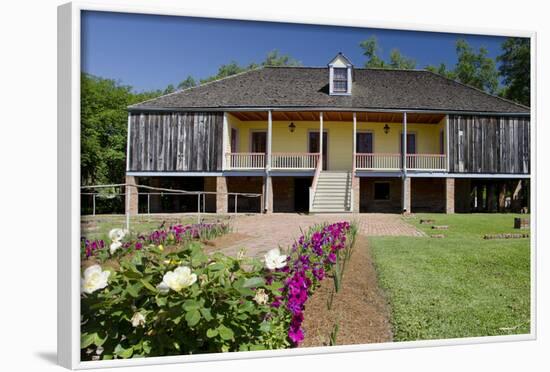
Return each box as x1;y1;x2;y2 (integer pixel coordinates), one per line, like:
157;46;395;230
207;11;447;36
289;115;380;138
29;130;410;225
127;106;530;116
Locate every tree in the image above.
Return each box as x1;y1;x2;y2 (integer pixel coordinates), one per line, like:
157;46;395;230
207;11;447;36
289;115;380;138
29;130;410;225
453;39;499;94
360;36;416;69
425;62;457;80
261;49;301;67
359;36;386;68
80;73;161;186
497;37;530;106
177;75;197;90
200;62;248;84
389;49;416;69
163;84;176;94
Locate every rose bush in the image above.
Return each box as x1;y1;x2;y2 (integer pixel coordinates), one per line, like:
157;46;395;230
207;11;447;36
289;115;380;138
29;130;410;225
80;221;356;359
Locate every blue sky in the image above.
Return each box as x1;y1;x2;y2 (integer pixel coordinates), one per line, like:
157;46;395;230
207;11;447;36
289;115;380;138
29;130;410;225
81;11;510;92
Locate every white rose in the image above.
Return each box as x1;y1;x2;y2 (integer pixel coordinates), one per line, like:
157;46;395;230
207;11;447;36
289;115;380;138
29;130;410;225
264;248;287;270
253;288;269;305
108;228;126;242
110;241;122;254
81;265;110;294
158;266;197;292
131;312;146;328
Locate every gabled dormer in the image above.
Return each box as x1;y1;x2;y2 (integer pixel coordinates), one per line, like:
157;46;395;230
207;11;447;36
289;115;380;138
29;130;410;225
328;52;353;96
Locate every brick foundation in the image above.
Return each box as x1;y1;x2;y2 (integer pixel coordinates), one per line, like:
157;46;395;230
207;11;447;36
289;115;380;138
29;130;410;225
359;178;402;213
403;177;411;213
215;177;228;214
411;178;445;213
227;176;263;213
352;176;360;213
125;175;139;216
445;178;455;214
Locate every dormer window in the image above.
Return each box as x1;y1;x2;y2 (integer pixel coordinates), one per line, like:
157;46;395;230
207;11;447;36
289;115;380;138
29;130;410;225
328;52;353;96
333;68;348;92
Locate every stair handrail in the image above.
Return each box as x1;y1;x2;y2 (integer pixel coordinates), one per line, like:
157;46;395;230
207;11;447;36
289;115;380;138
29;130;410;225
309;153;323;211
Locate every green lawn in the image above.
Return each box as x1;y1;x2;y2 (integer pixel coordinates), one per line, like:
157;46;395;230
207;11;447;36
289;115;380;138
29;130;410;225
369;213;531;342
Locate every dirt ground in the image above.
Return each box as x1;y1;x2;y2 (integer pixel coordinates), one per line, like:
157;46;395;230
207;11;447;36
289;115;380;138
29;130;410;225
300;235;393;347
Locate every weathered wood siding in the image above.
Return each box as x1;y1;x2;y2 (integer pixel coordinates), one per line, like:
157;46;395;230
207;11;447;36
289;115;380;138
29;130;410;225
448;115;530;174
128;112;223;172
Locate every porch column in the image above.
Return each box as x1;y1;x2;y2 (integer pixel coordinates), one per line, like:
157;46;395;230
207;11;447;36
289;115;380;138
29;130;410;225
402;176;411;213
445;177;455;214
267;110;272;170
445;114;450;171
352;112;357;171
215;176;228;214
319;112;324;169
222;112;229;170
264;175;273;214
402;112;407;172
125;175;139;216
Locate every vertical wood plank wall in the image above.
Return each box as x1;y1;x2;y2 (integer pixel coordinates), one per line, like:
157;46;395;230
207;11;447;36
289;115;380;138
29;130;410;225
128;112;223;172
448;115;530;174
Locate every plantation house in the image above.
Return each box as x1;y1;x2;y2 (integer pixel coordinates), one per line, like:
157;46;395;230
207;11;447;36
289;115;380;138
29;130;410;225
126;53;530;214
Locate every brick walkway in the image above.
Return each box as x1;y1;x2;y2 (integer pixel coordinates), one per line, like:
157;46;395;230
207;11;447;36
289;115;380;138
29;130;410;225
218;213;424;257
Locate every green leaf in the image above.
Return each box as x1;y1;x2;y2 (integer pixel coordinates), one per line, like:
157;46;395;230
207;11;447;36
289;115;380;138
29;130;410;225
208;262;225;271
218;325;234;340
156;296;167;307
183;299;201;312
206;328;218;338
185;310;201;327
249;344;266;351
81;332;96;348
200;307;213;321
140;278;157;293
243;277;265;288
114;344;133;359
126;282;142;298
259;321;271;333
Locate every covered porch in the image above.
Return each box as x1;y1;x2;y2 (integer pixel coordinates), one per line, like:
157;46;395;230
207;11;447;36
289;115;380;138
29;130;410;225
223;110;448;173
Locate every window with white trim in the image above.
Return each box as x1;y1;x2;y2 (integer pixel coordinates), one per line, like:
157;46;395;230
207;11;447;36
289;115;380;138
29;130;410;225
332;68;348;92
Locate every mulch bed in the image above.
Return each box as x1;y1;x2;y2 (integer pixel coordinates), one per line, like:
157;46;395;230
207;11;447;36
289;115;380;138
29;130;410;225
299;235;393;347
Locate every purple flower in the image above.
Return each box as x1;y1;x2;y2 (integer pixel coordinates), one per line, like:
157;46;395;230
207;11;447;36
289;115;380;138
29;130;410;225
327;253;337;264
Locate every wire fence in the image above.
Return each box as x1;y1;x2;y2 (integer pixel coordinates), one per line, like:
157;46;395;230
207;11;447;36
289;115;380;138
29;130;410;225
81;183;263;230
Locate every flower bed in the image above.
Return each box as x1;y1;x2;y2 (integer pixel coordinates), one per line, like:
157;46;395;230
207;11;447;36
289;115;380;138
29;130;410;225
80;221;356;360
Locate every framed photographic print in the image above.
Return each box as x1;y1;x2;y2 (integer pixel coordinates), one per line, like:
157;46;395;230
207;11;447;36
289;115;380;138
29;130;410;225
58;1;536;369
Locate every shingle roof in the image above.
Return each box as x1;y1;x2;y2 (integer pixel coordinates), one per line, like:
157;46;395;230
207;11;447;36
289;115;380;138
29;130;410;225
129;67;529;114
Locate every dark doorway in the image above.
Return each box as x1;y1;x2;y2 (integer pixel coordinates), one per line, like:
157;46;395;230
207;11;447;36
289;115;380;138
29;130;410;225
251;131;267;153
357;132;373;153
294;178;310;212
309;131;328;170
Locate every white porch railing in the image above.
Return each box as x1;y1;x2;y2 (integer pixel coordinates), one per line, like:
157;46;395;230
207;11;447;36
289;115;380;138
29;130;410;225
355;153;447;171
226;153;266;169
355;153;402;170
271;153;319;169
406;154;447;171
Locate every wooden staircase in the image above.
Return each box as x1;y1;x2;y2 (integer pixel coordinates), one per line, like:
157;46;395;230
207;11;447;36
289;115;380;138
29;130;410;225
310;171;352;213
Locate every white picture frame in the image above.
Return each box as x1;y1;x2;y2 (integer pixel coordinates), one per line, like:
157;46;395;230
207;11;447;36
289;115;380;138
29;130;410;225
57;1;537;369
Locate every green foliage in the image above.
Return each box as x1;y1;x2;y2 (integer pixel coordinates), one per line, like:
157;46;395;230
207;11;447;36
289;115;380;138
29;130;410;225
454;39;499;94
80;73;161;186
497;38;530;106
81;243;291;360
360;36;416;69
177;75;197;90
425;63;457;80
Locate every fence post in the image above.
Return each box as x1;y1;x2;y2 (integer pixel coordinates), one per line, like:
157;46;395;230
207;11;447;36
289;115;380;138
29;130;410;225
92;194;96;216
125;189;130;231
203;192;206;216
197;194;201;224
235;194;238;216
147;193;150;215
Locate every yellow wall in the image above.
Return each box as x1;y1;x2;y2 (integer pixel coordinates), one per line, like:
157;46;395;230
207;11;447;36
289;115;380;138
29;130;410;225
228;114;446;170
